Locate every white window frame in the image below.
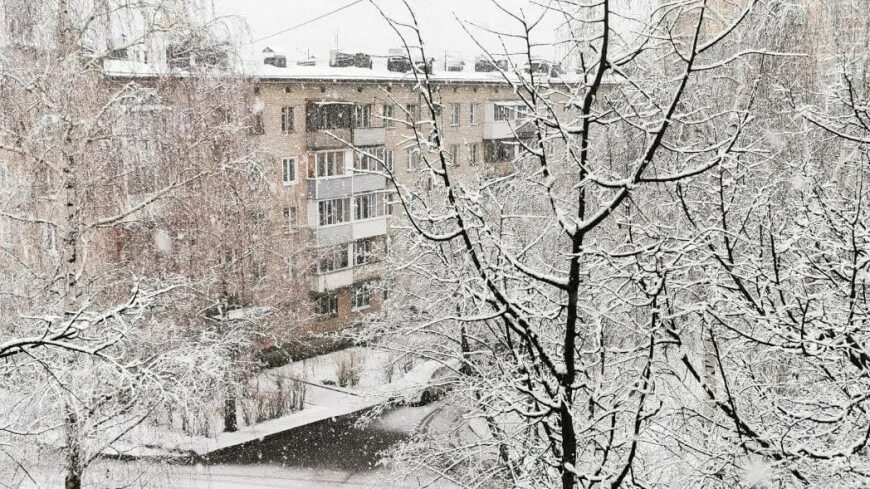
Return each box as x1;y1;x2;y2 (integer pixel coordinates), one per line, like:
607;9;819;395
469;143;479;165
385;150;394;172
406;148;420;171
316;243;350;274
44;224;57;254
355;104;372;128
282;156;297;186
281;106;294;133
318;198;351;226
356;146;385;172
450;103;460;126
283;206;297;232
353;238;374;266
354;193;384;221
449;144;459;166
315;151;345;178
385;192;397;215
352;282;372;311
315;292;339;317
382;104;395;127
469;103;479;125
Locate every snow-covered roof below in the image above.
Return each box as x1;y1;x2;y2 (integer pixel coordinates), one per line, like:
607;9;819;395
103;58;596;85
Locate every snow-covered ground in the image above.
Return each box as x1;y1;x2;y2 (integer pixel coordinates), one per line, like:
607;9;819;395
21;402;461;488
114;347;431;457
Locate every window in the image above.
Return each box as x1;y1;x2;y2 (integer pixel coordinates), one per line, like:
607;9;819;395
282;157;297;185
0;163;7;188
251;259;266;284
469;143;479;165
318;198;350;226
283;206;297;232
284;256;296;280
356;146;385;172
355;104;372;128
315;293;339;317
469;103;479;125
0;219;13;246
450;103;460;126
250;112;264;135
385;150;394;172
281;106;295;133
494;103;521;122
251;211;266;228
382;104;395;127
354;193;384;220
354;238;375;265
406;148;420;171
352;283;372;310
315;151;345;178
44;224;57;254
406;104;420;124
385;192;397;215
316;243;350;273
449;144;459;166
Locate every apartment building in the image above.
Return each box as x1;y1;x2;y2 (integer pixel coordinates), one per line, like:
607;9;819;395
247;57;532;334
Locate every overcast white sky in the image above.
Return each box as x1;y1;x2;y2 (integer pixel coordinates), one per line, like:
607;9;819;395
214;0;563;62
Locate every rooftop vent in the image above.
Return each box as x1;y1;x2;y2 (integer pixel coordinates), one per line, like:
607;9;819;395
330;50;373;69
445;58;465;72
475;57;509;72
262;47;286;68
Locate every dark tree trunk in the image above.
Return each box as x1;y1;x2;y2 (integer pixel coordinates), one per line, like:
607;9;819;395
224;397;238;432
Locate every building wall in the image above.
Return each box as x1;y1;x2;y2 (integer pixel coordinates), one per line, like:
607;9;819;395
250;77;522;335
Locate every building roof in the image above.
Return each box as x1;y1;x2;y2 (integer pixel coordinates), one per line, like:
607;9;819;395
102;57;591;85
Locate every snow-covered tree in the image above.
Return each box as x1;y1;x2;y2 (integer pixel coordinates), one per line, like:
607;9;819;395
0;1;269;486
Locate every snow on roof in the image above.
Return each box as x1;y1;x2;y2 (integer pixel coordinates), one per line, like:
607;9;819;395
102;58;594;85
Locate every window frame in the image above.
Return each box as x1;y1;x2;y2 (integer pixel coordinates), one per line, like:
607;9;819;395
450;103;461;126
282;156;298;185
318;197;351;226
283;205;297;232
469;103;479;125
315;292;339;317
355;104;372;129
406;148;420;171
352;282;372;310
382;103;395;127
316;243;350;274
354;192;384;221
280;106;295;133
314;151;346;178
353;237;375;266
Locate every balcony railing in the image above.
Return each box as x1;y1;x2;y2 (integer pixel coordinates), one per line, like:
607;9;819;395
307;173;386;201
308;216;388;246
309;268;353;293
483;120;536;140
306;128;352;150
352;126;386;146
308;262;381;293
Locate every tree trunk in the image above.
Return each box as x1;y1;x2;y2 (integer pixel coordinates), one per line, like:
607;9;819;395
224;397;238;432
64;407;82;489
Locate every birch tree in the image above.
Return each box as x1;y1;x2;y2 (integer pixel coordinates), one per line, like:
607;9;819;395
0;1;264;486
